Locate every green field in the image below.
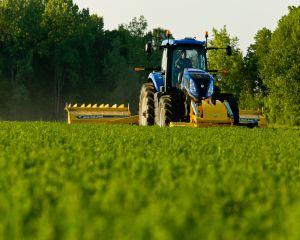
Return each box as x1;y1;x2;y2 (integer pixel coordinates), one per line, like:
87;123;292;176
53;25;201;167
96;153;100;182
0;122;299;239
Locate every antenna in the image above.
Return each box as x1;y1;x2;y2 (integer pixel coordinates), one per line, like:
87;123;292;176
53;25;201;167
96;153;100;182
205;31;209;48
166;30;172;46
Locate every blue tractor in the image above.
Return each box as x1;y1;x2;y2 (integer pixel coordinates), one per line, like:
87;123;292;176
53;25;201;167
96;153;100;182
65;32;267;127
137;33;240;127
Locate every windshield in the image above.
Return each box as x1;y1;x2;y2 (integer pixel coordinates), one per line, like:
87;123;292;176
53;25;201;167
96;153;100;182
172;47;206;86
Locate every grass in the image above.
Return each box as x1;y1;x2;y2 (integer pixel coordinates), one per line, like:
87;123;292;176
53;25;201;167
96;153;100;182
0;122;299;240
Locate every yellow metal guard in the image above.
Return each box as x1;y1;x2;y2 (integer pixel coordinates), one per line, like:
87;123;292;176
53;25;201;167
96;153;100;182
170;100;233;127
191;100;233;127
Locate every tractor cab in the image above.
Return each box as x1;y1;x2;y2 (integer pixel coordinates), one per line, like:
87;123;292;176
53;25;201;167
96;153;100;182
160;38;215;102
160;38;206;84
161;42;206;85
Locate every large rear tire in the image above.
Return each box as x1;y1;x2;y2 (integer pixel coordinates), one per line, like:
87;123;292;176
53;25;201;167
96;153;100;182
139;83;156;126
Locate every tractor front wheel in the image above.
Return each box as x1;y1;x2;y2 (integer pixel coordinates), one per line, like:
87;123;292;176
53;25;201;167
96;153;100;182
156;94;184;127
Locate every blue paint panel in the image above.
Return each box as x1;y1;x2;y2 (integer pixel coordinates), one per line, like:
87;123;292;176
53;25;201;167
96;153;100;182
148;72;164;92
180;69;215;100
161;38;205;47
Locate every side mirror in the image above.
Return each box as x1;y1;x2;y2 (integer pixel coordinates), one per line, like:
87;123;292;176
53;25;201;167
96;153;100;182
145;41;153;54
226;45;232;56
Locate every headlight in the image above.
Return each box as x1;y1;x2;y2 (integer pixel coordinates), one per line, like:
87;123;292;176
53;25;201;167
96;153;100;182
190;79;198;97
207;80;214;97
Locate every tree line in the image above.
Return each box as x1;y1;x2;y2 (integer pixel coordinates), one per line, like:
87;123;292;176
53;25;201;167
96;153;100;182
0;1;298;125
209;5;299;126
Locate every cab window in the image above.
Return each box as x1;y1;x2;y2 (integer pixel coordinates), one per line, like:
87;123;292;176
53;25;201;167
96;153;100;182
172;48;205;86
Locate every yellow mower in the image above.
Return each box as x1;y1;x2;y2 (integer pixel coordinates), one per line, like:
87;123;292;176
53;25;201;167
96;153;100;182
65;104;138;125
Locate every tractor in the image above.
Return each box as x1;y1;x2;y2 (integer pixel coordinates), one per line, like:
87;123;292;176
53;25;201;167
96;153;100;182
65;32;266;127
137;32;240;127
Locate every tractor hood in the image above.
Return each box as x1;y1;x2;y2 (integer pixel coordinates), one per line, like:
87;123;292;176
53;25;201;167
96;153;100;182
180;69;215;101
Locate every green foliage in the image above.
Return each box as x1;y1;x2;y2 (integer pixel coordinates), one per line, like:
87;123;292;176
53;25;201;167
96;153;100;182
243;28;272;95
238;92;264;110
102;16;156;112
123;15;148;38
102;37;139;106
261;6;300;126
252;28;272;77
0;0;44;105
243;7;300;126
151;28;167;50
0;1;153;120
148;28;170;66
0;0;107;120
208;27;244;96
0;122;299;239
241;28;272;110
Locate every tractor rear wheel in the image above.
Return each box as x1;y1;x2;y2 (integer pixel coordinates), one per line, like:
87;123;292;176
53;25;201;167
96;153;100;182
139;83;156;126
156;93;184;127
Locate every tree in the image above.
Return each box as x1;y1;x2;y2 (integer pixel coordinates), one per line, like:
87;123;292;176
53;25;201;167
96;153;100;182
102;16;154;113
262;6;300;125
124;15;148;38
240;28;272;109
208;26;244;97
151;28;168;50
244;28;272;94
0;0;45;119
40;0;105;118
0;0;106;120
41;0;78;117
147;28;169;66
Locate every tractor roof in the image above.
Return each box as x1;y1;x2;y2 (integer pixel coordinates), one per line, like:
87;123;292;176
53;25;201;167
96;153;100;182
161;38;205;48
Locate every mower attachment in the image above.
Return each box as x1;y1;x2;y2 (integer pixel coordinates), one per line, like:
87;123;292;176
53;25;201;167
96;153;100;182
239;110;267;127
65;104;138;125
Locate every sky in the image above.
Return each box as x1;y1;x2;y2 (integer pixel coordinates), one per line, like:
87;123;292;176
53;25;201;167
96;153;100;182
73;0;299;54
